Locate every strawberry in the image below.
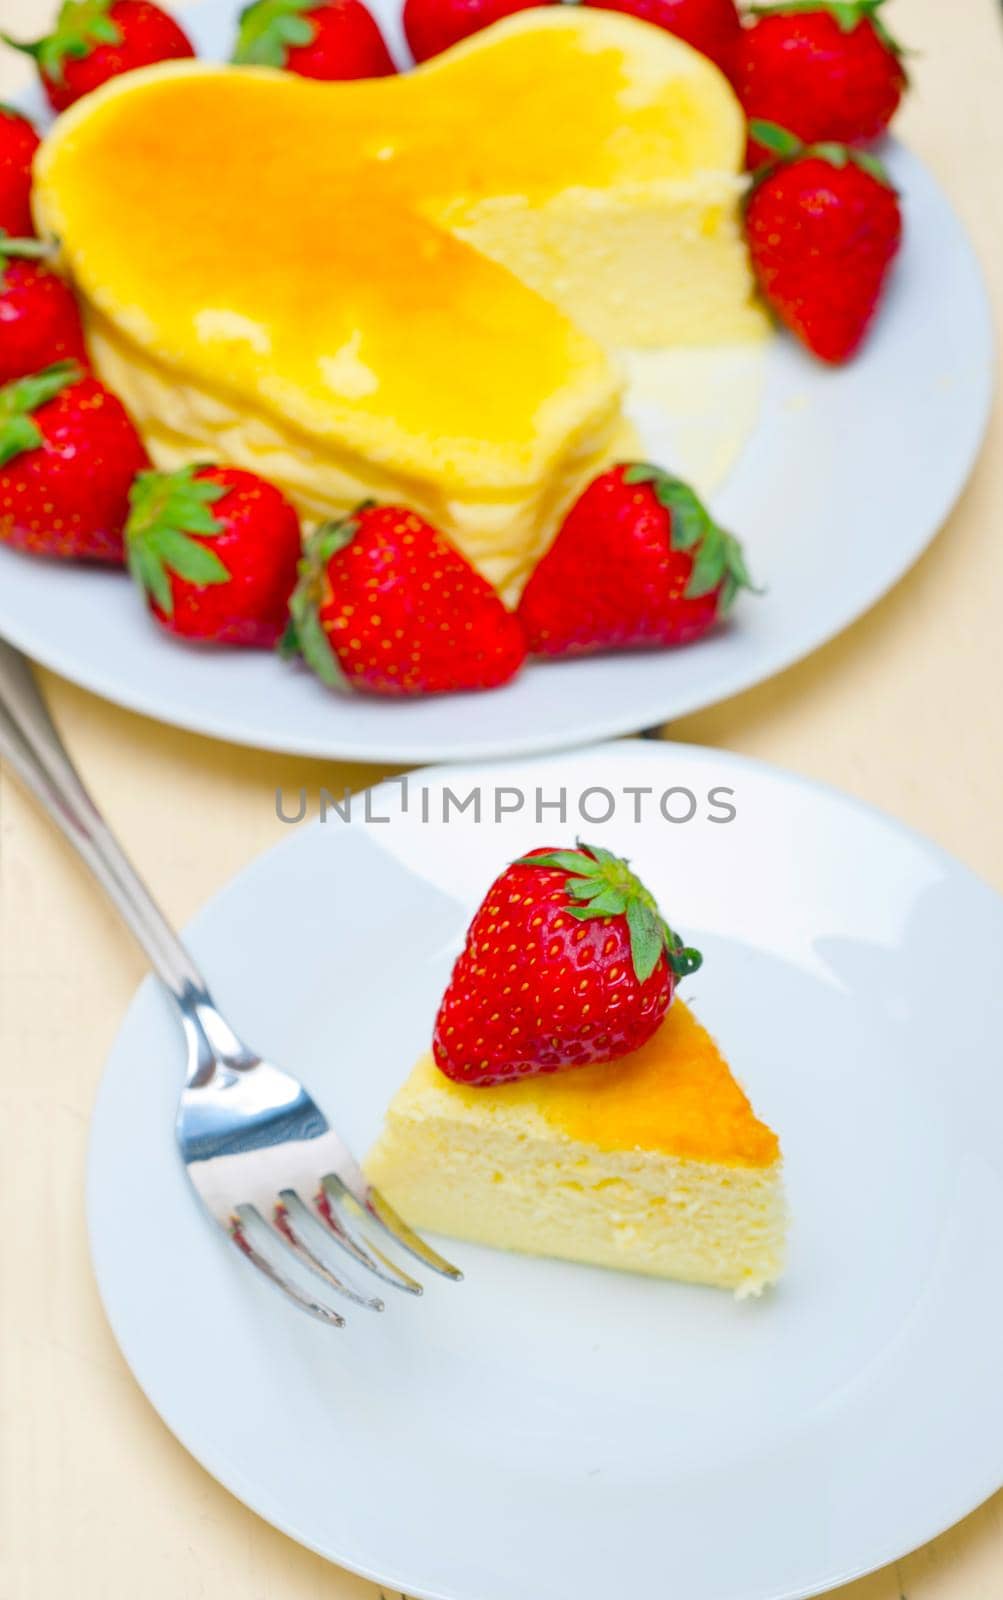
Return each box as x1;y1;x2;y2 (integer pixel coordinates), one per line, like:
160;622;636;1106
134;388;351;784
233;0;396;79
433;842;702;1086
403;0;543;64
737;1;907;165
0;105;39;239
582;0;741;79
282;503;526;695
518;463;753;658
0;360;149;563
0;234;88;385
125;464;303;646
745;123;902;363
4;1;195;116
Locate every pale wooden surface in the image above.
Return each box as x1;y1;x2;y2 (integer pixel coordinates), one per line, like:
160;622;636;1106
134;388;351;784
2;0;1002;1594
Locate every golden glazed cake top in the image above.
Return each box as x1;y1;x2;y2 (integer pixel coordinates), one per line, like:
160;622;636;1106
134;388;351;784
33;10;747;489
408;1000;780;1168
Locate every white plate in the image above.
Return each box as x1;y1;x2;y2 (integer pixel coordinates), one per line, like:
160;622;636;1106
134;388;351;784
88;740;1003;1600
0;4;994;761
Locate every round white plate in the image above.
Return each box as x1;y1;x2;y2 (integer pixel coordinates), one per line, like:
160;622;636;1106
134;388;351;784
89;741;1003;1600
0;7;993;761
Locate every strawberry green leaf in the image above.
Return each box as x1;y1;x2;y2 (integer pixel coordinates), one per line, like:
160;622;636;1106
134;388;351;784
0;360;82;467
287;584;344;686
811;141;852;169
750;120;894;188
747;119;803;158
519;848;597;876
626;898;663;984
1;361;81;413
153;527;232;586
584;843;619;868
3;0;123;86
746;122;808;190
566;876;616;902
234;0;317;66
846;148;894;186
811;141;893;186
314;513;363;565
513;840;702;986
0;415;44;467
0;231;56;285
277;617;300;658
130;542;173;614
576;887;629;916
683;524;718;597
621;463;756;615
623;463;709;549
279;513;365;690
125;466;230;618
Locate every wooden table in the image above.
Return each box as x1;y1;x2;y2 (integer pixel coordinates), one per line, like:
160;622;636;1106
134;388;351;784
2;1;1002;1594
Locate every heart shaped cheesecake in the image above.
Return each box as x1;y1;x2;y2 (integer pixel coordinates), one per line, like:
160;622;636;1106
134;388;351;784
34;10;764;595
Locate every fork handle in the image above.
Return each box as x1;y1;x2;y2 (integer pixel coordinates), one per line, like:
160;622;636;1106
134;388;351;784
0;637;210;1009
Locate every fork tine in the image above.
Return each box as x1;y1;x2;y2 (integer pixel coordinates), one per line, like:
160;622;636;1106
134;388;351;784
315;1180;424;1295
230;1213;345;1327
275;1192;385;1311
363;1185;464;1281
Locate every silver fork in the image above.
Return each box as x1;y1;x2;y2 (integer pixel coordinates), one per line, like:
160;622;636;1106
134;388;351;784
0;637;461;1326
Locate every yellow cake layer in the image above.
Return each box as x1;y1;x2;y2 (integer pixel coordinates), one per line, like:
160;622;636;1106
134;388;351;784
82;312;630;597
366;1002;787;1295
34;11;764;592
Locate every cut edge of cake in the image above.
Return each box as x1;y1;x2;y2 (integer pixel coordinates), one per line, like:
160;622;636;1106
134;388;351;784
366;1048;787;1298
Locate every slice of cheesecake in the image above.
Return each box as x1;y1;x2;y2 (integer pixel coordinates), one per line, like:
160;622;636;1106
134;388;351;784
33;10;764;598
367;1000;786;1295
